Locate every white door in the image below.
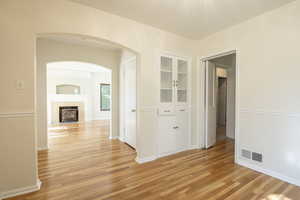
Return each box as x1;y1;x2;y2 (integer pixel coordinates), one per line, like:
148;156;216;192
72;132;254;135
205;61;217;148
124;58;137;149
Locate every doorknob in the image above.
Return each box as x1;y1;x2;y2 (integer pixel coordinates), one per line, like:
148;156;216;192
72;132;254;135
131;109;136;112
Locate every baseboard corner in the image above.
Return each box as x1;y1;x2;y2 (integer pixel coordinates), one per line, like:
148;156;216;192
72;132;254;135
189;144;199;150
109;135;119;140
0;179;42;199
135;155;157;164
38;146;49;151
119;136;125;142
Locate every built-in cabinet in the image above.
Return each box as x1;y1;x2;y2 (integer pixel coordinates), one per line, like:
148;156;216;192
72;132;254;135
158;54;190;156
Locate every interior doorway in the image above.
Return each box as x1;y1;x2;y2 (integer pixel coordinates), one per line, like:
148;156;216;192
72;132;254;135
36;34;138;156
203;52;236;149
46;61;113;142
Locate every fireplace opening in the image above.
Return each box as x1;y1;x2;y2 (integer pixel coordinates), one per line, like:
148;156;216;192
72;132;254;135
59;106;79;123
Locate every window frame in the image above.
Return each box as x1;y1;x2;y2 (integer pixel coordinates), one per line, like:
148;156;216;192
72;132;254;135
100;83;111;111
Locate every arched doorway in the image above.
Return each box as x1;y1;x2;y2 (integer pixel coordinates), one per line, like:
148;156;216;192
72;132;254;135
35;33;139;156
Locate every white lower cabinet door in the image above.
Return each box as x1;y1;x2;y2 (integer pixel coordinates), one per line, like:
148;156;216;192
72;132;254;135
158;115;177;156
176;108;189;151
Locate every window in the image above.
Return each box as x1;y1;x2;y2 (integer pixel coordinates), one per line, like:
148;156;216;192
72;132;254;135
56;84;80;95
100;83;111;111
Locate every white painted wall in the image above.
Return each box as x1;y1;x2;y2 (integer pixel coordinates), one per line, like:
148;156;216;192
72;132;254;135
0;0;194;195
216;72;227;126
47;67;111;124
216;68;227;78
226;66;236;139
2;0;300;196
195;0;300;186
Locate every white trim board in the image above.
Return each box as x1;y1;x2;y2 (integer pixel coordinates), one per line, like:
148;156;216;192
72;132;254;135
157;147;189;159
0;179;41;199
0;112;34;118
135;155;157;164
38;146;49;151
189;145;199;150
136;146;193;164
237;159;300;187
109;135;120;140
200;50;236;61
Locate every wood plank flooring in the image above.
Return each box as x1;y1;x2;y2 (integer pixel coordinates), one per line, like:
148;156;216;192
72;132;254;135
6;120;300;200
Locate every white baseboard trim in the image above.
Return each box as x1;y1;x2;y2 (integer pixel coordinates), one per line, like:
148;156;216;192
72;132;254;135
135;155;157;164
237;159;300;187
38;146;49;151
109;135;119;140
135;147;192;164
0;179;42;199
118;136;125;142
189;145;199;150
157;147;190;159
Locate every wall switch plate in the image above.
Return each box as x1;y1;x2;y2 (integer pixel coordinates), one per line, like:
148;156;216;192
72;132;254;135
15;80;25;90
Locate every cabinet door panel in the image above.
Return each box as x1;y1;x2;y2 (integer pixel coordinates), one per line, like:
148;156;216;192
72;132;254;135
160;56;174;103
158;116;177;155
176;59;188;104
176;108;189;150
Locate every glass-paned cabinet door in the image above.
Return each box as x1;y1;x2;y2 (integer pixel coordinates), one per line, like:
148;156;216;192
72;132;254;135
160;56;173;103
177;59;188;103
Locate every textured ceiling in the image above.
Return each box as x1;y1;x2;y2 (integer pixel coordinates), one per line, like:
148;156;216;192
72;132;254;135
71;0;295;39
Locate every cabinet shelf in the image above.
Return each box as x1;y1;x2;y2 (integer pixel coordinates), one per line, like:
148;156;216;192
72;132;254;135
160;55;189;105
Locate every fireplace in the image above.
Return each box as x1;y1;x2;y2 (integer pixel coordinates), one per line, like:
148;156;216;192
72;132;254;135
59;106;79;123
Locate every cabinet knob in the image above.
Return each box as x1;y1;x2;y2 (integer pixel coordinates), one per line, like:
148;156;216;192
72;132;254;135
173;126;179;129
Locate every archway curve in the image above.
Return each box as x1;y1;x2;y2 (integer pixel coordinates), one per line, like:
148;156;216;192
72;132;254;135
35;33;141;160
47;61;112;73
36;32;141;56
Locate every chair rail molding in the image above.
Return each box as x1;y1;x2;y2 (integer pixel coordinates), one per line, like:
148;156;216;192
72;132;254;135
0;111;34;118
240;108;300;118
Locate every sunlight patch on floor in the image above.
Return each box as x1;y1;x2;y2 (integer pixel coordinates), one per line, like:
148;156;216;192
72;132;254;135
262;194;292;200
48;126;69;131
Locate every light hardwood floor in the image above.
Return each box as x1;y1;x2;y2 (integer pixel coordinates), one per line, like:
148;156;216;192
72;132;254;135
6;120;300;200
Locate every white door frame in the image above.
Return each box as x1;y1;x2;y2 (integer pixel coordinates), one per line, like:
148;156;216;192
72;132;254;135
119;56;138;149
197;49;239;163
